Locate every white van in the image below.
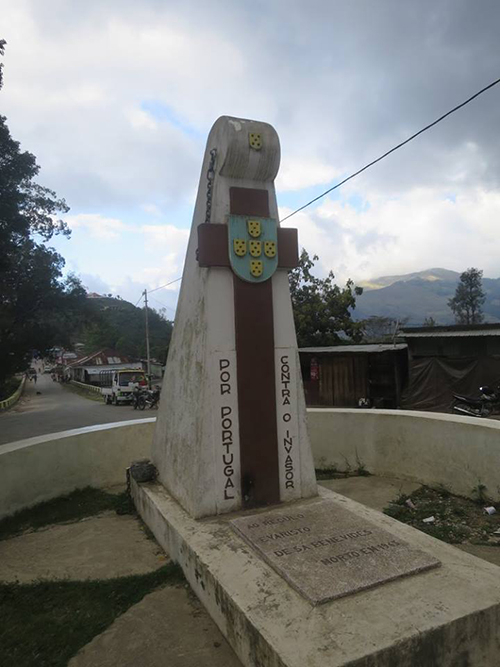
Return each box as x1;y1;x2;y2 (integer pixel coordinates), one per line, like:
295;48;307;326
99;369;146;405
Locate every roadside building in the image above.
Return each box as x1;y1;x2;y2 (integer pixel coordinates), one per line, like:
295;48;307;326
299;344;408;408
139;359;163;379
401;323;500;412
66;349;142;385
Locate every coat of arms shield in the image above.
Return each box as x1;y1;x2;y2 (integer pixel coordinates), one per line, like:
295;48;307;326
228;215;278;283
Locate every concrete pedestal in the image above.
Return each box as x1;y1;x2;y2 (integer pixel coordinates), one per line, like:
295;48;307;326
133;480;500;667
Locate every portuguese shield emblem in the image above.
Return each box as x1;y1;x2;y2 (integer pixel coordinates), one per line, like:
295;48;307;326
228;215;278;283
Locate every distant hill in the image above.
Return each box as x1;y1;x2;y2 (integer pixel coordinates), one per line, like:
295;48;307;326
75;295;173;362
353;268;500;325
358;268;461;291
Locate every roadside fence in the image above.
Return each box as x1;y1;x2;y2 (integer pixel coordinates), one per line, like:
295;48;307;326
0;375;27;411
70;380;102;395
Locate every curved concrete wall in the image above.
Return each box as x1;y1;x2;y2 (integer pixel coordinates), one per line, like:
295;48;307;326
1;409;499;519
0;419;155;519
0;375;26;411
309;409;500;501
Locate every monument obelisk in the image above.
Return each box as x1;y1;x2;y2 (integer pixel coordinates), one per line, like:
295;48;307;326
136;117;500;667
152;116;317;518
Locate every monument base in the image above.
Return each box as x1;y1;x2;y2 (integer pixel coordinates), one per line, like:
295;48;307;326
132;481;500;667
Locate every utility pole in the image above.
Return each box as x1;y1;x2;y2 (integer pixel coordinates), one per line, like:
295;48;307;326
143;289;151;387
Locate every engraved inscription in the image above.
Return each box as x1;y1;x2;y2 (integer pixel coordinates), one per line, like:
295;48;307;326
275;349;301;501
213;352;241;511
231;499;440;605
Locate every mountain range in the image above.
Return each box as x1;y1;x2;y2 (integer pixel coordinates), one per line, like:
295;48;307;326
353;268;500;325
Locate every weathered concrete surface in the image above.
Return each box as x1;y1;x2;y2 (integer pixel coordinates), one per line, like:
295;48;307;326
231;498;439;604
134;479;500;667
320;475;421;512
0;513;167;583
310;407;500;501
457;544;500;567
0;373;154;446
0;419;155;519
69;585;242;667
152;115;317;519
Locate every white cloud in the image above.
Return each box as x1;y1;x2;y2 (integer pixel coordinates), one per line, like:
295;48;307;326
276;157;340;192
126;108;158;131
65;213;127;239
140;224;189;249
3;0;500;308
284;186;500;285
142;203;162;216
135;225;189;290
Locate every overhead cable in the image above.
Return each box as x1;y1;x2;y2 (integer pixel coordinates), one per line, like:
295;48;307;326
148;277;183;294
280;75;500;222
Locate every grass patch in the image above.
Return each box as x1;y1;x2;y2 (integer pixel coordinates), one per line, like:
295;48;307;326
0;563;184;667
0;487;134;541
384;486;500;545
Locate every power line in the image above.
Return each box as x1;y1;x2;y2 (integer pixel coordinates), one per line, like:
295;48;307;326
280;75;500;223
130;77;500;301
149;294;176;313
149;277;182;294
134;277;182;308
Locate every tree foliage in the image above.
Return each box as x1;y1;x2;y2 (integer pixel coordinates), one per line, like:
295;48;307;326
361;315;409;342
80;297;173;364
448;268;485;325
0;41;87;385
289;249;363;347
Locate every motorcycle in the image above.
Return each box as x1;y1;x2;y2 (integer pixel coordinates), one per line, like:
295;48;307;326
131;386;144;410
452;384;500;418
137;386;161;410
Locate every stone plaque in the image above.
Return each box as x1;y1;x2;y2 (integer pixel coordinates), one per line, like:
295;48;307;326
231;499;440;605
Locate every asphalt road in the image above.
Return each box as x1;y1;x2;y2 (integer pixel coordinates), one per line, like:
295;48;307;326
0;373;156;446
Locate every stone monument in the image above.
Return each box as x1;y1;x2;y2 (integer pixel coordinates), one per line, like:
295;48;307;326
134;116;500;667
152;116;317;518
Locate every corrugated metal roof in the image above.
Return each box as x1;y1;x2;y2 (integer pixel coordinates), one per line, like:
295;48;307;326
299;344;407;354
404;329;500;338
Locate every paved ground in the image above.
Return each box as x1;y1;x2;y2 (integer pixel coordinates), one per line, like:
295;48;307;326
69;587;242;667
0;512;168;583
320;475;421;512
2;476;499;665
0;373;156;446
0;505;242;667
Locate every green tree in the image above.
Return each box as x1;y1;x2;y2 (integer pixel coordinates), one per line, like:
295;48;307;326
362;315;409;342
0;40;86;386
423;316;437;327
448;268;485;325
80;298;173;364
362;316;396;342
289;249;363;347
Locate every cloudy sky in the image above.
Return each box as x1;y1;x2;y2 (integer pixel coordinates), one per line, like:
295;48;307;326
2;0;500;313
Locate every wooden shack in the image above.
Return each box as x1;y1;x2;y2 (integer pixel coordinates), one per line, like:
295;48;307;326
401;323;500;412
299;344;408;408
